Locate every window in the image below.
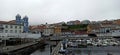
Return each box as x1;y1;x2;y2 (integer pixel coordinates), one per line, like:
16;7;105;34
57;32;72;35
10;25;13;28
106;30;110;33
15;26;17;29
113;31;114;32
0;30;3;33
15;30;17;33
19;26;21;29
5;30;8;33
19;30;21;33
10;30;13;33
0;24;2;26
5;25;8;28
24;24;26;26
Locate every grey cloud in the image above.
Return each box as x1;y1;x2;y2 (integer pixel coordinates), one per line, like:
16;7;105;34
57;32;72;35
0;0;120;25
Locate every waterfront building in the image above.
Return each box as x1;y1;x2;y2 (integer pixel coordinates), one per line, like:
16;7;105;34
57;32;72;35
110;29;120;36
61;30;74;36
90;21;101;24
87;24;101;33
91;27;111;34
53;21;65;26
81;20;90;24
87;22;120;33
43;26;54;36
101;20;114;25
54;26;61;36
114;19;120;25
0;21;24;45
87;23;120;37
0;21;24;33
67;20;80;25
29;25;46;34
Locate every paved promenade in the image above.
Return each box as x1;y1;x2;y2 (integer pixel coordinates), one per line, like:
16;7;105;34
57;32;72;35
51;41;62;55
0;42;38;53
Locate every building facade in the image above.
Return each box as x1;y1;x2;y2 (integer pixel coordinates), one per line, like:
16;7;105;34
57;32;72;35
54;26;61;35
110;29;120;36
43;28;54;36
16;14;29;33
114;19;120;25
81;20;90;24
0;24;23;33
29;25;47;34
67;20;80;25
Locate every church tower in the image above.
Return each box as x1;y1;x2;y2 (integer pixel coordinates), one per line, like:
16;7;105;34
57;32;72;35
23;16;29;32
16;14;21;24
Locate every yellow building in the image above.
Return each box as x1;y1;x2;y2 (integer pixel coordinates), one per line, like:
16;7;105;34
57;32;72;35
87;24;101;34
87;25;92;33
54;26;61;35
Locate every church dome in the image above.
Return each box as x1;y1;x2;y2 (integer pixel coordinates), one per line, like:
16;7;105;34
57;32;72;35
23;16;28;19
16;14;21;18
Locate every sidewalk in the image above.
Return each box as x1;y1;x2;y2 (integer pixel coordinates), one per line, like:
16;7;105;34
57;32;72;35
0;42;38;53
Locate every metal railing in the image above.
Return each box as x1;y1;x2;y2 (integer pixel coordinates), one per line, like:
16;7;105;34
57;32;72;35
0;33;41;39
51;41;62;55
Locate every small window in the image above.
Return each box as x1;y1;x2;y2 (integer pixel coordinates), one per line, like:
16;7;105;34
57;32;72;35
0;24;2;26
5;30;8;33
10;30;13;33
19;30;21;33
15;30;17;33
113;31;114;32
19;26;21;29
10;25;13;28
15;26;17;29
5;25;8;28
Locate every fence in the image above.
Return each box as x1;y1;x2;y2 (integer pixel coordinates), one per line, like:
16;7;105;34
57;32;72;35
0;33;41;40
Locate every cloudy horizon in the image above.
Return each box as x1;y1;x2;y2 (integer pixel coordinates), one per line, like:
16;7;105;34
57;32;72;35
0;0;120;25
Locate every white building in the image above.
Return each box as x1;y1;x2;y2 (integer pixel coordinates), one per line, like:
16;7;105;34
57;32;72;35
67;21;74;25
0;24;23;33
81;20;90;24
96;28;120;37
92;27;111;33
67;20;80;25
0;22;24;42
43;28;54;36
0;21;41;44
110;29;120;36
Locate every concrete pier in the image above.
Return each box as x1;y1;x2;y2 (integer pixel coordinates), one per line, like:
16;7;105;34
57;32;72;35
0;42;37;53
0;38;46;55
50;41;62;55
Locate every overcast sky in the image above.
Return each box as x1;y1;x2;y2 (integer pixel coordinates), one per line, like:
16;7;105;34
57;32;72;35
0;0;120;25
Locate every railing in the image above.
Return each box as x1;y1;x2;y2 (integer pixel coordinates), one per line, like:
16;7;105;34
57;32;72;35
0;42;38;53
51;41;62;55
0;33;41;39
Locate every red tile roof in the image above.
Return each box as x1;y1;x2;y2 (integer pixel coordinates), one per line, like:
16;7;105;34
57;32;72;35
29;25;47;30
0;20;16;25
